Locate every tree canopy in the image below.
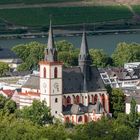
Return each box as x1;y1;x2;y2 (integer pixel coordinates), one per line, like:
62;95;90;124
112;42;140;66
0;95;17;115
89;48;112;67
0;62;9;77
111;88;125;118
12;41;46;71
16;100;53;126
0;95;138;140
56;40;79;66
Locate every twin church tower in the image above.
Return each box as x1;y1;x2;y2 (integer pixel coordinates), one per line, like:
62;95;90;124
39;22;109;123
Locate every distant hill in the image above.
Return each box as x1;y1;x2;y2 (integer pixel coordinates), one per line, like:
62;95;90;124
0;0;140;35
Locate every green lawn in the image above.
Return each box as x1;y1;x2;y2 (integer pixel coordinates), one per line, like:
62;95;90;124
0;0;82;4
0;6;133;27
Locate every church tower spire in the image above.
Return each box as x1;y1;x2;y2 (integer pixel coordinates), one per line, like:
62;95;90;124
78;31;91;66
79;31;92;92
44;20;57;62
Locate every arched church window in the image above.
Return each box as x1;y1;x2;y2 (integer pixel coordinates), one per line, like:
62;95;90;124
43;67;46;78
54;67;58;78
67;96;71;104
76;95;80;104
78;116;82;122
102;94;105;109
94;94;98;104
84;115;88;123
55;98;58;103
65;117;70;123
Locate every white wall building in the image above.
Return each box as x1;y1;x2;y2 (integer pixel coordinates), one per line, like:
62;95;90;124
125;95;140;114
99;67;140;89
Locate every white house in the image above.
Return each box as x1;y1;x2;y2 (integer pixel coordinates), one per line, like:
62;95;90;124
125;94;140;114
99;67;140;89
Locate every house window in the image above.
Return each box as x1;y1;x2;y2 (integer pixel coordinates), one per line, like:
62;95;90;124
55;98;58;103
54;67;58;78
43;67;46;78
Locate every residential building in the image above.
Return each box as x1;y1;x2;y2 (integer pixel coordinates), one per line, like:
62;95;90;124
99;67;140;89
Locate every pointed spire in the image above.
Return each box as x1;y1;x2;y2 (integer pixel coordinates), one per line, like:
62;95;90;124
47;20;55;49
79;31;89;57
78;30;91;66
79;30;92;92
44;20;57;62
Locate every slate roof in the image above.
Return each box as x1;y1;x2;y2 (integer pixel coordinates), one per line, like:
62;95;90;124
99;67;140;80
22;75;40;89
0;89;15;97
123;88;140;96
63;66;105;94
0;47;18;59
63;101;104;115
22;65;105;93
12;58;22;64
5;71;31;77
18;91;40;97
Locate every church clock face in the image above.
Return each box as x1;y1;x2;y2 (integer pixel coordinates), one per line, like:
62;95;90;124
43;82;47;88
53;82;59;92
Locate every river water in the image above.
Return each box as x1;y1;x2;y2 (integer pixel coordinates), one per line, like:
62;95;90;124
0;33;140;55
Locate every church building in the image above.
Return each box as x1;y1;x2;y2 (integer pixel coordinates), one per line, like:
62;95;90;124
14;22;110;124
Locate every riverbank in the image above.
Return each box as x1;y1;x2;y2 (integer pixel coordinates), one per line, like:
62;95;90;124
1;28;140;40
0;31;140;56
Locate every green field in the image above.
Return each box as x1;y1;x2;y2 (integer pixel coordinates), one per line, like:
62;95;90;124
0;6;133;27
0;0;82;4
132;5;140;14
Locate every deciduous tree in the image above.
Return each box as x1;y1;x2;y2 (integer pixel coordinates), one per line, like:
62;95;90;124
111;89;125;118
89;49;112;67
112;42;140;66
12;41;46;71
56;40;79;66
16;100;53;125
0;62;9;77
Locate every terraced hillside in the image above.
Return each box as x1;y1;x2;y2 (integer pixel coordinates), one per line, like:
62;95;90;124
0;6;133;26
0;0;139;35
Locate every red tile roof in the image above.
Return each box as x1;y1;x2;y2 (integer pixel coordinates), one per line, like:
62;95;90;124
0;90;15;97
18;91;40;97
